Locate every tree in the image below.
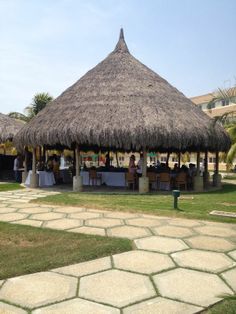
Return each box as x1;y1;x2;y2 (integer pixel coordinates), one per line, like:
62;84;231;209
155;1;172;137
207;85;236;170
25;92;53;117
8;92;53;122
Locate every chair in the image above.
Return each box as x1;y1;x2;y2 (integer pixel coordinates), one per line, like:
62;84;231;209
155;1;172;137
147;172;157;190
175;172;187;190
158;172;171;190
89;169;102;186
125;172;136;191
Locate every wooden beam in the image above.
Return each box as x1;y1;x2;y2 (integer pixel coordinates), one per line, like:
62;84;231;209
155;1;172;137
142;150;147;177
215;151;219;174
75;144;80;177
32;148;36;174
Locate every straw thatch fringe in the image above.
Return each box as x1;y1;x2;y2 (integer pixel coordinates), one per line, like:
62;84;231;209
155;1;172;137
0;113;24;143
14;29;231;152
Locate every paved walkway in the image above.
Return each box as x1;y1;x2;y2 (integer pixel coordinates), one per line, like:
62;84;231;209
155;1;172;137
0;189;236;313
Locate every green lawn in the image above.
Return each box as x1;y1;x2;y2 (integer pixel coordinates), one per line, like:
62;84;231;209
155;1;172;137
34;184;236;223
0;222;132;279
203;297;236;314
0;182;23;191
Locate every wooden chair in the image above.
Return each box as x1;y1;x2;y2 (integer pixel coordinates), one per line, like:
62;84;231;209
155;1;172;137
158;172;171;190
147;172;157;190
89;169;102;186
175;172;187;190
125;172;136;191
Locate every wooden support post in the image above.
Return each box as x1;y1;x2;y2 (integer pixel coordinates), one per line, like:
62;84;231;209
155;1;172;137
73;143;83;192
178;152;181;168
215;151;219;174
166;152;170;167
196;151;200;175
30;147;39;188
213;151;221;187
32;148;36;174
75;144;80;177
204;150;209;189
142;150;147;177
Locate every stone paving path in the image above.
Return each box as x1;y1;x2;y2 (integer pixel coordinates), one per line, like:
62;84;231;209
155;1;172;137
0;189;236;313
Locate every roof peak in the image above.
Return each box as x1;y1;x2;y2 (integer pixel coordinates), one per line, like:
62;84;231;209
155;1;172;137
113;28;130;54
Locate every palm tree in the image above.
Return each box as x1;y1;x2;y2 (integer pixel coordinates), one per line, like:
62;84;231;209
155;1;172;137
25;92;53;117
8;92;53;122
207;85;236;170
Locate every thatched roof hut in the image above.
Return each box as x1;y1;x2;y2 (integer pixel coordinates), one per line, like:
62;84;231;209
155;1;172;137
0;113;24;143
15;29;230;153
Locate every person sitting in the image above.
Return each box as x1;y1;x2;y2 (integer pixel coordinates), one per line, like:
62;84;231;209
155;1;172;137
128;155;136;174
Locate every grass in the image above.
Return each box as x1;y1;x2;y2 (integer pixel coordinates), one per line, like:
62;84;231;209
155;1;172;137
203;296;236;314
0;183;23;191
223;175;236;180
34;184;236;223
0;221;132;280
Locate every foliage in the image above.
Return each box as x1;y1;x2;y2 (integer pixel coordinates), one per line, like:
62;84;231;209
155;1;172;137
7;92;53;122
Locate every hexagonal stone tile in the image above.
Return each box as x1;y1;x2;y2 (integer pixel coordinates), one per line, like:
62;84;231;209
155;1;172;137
53;207;84;213
32;298;119;314
30;212;65;221
86;218;123;228
153;225;194;238
168;218;202;227
0;302;27;314
70;212;100;219
8;203;39;208
18;207;51;214
52;257;111;277
222;268;236;292
195;226;236;238
79;269;156;307
123;297;202;314
153;268;233;307
69;226;106;236
135;236;188;253
0;212;28;222
126;218;162;227
108;226;151;239
185;235;235;252
105;212;139;219
12;219;43;227
113;250;174;274
172;249;235;273
0;207;18;213
44;218;82;230
229;250;236;260
0;280;4;287
0;272;77;309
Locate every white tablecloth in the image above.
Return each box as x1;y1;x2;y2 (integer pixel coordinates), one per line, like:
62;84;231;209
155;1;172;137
81;171;126;187
25;171;56;187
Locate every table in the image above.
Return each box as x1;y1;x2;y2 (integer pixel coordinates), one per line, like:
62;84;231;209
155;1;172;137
25;171;56;187
81;171;126;187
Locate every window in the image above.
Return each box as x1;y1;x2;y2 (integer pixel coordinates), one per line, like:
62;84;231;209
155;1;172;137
161;156;167;162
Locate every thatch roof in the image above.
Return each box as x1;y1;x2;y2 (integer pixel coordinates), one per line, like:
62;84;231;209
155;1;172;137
15;29;231;152
0;113;24;143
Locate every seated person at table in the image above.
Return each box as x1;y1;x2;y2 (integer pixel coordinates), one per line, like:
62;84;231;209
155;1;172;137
128;155;136;174
37;158;45;171
137;153;143;177
46;156;53;171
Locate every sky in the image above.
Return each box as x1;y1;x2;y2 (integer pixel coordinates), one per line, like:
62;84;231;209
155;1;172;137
0;0;236;114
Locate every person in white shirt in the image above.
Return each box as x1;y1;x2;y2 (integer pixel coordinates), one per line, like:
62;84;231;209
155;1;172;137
137;153;143;177
13;155;21;183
